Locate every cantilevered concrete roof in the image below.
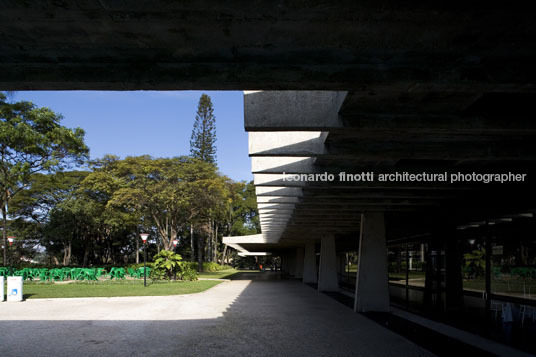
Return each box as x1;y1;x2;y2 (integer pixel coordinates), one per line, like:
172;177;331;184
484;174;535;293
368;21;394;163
229;90;536;253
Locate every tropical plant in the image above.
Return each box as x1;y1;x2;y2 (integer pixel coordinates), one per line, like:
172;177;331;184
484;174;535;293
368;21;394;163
151;250;198;281
463;249;486;279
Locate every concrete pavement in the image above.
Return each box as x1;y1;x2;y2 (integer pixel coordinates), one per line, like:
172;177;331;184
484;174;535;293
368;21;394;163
0;272;433;356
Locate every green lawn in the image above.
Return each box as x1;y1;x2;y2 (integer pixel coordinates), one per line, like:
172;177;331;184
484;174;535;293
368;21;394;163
4;280;221;299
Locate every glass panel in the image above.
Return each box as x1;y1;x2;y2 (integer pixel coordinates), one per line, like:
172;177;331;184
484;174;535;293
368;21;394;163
407;243;426;288
490;218;536;300
461;232;486;293
388;245;406;287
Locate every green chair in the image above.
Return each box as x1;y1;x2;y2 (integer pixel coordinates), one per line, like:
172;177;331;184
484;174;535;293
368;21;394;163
137;267;150;278
38;269;49;281
29;268;42;280
71;268;83;280
49;268;64;281
109;267;126;280
84;268;98;281
96;268;107;279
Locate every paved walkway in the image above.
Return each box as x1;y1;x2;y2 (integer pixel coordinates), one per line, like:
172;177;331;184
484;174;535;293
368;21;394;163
0;272;432;356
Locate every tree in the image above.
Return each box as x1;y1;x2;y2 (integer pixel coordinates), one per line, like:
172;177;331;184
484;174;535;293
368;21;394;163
181;159;229;270
231;181;260;235
190;94;217;164
0;93;88;263
10;171;90;265
104;156;207;251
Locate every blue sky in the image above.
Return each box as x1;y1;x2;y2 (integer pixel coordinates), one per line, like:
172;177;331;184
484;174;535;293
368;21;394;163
13;91;252;182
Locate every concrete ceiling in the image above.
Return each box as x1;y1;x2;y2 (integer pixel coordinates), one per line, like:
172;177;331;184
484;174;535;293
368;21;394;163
1;1;535;90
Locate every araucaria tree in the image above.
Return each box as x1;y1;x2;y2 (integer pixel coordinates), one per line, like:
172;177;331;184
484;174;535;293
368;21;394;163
0;93;88;263
189;94;220;268
190;94;217;165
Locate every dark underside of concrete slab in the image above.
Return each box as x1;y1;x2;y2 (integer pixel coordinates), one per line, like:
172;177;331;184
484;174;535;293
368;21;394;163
1;1;535;90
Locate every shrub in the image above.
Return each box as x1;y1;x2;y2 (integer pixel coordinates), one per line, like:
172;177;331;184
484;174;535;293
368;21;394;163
186;262;232;272
203;262;231;272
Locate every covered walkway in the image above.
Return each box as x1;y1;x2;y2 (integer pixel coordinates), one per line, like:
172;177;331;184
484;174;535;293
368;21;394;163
0;272;431;356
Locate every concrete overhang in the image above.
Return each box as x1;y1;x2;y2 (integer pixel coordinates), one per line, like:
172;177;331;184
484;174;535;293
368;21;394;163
223;234;279;255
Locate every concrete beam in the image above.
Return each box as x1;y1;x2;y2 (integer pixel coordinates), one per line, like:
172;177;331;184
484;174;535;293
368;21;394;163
245;91;346;131
255;186;303;197
245;93;536;134
256;196;300;204
257;203;296;210
250;138;536;161
237;252;272;257
249;132;326;155
251;157;316;174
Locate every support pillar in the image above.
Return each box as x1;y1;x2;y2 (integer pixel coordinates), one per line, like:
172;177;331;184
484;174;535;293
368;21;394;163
303;241;317;284
295;247;304;279
318;234;338;291
355;212;390;312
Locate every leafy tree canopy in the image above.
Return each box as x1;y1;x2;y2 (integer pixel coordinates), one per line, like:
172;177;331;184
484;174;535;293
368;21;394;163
0;92;88;261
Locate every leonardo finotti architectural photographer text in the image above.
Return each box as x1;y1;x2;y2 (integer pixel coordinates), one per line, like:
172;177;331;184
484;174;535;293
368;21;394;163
282;172;527;184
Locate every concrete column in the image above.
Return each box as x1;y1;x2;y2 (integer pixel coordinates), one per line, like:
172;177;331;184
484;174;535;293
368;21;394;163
295;247;304;279
355;212;390;312
303;241;317;283
318;234;338;291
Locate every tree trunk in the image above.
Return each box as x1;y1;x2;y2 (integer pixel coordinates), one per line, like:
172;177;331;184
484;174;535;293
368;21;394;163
222;244;227;265
63;244;67;265
67;241;72;265
2;203;7;265
136;230;139;264
207;218;212;262
168;226;178;251
82;243;90;267
214;222;218;264
190;224;195;262
197;234;204;272
62;241;72;265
